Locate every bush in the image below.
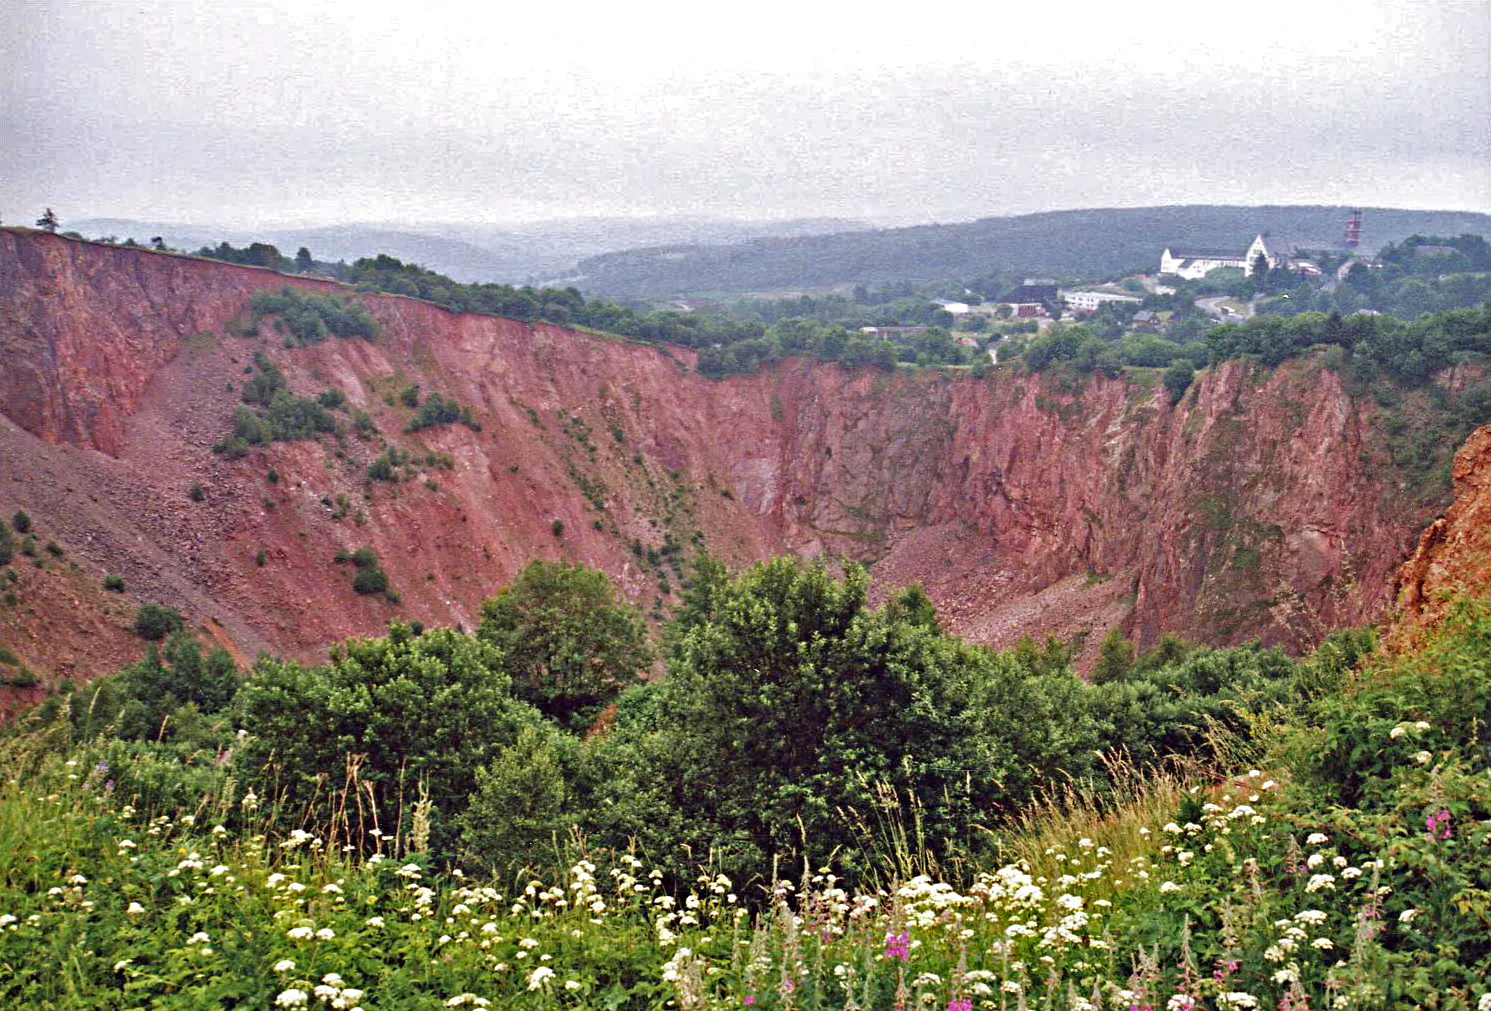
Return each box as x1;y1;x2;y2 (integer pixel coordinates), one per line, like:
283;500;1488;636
132;602;184;641
214;353;337;455
477;560;650;730
367;449;400;482
248;287;378;345
1163;358;1195;405
11;510;31;534
103;574;125;592
405;391;481;432
584;558;1102;887
236;623;544;858
189;483;205;502
339;545;392;597
351;565;388;595
457;723;577;874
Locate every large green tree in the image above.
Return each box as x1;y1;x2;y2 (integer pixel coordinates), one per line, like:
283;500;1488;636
478;560;651;730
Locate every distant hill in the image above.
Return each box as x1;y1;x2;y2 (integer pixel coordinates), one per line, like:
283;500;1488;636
66;216;864;284
567;206;1491;296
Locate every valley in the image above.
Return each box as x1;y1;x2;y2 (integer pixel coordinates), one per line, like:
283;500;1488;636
0;228;1462;691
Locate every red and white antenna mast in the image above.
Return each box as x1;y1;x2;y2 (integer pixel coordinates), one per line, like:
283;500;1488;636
1343;209;1362;249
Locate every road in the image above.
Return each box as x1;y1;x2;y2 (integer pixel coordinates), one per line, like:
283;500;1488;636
1196;295;1257;321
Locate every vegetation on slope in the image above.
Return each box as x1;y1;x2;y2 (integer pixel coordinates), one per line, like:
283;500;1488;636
248;287;379;346
185;228;1491;387
212;353;349;459
2;549;1487;1008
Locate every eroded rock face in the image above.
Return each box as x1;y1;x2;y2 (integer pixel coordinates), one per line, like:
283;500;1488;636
1386;425;1490;647
0;229;1454;685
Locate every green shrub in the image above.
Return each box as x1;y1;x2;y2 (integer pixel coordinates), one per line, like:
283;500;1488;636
215;353;337;455
103;574;125;592
582;557;1102;887
458;723;576;873
367;449;398;482
11;510;31;534
351;565;388;595
337;545;392;597
132;602;184;641
189;483;205;502
236;622;542;857
1163;358;1195;405
248;287;378;345
351;408;377;437
405;390;481;433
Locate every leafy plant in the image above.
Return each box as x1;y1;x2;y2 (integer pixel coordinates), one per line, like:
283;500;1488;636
132;602;184;641
477;560;650;730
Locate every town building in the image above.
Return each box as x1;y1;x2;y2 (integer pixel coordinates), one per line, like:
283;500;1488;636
860;326;929;338
995;283;1059;318
1060;289;1143;313
1159;234;1285;279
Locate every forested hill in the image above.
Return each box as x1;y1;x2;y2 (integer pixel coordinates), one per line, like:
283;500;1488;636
569;205;1491;296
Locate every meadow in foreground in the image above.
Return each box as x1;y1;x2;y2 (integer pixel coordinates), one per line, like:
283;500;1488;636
0;579;1486;1010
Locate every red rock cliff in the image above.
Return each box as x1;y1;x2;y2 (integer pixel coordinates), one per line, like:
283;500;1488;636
0;229;1453;684
1384;425;1490;647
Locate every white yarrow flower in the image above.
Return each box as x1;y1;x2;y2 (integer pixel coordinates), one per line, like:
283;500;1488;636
1305;874;1336;893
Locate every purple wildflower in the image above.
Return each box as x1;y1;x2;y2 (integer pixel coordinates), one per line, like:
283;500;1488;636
1426;808;1452;841
884;931;910;962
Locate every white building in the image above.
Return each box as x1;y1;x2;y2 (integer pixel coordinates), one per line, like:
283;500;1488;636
1059;289;1143;312
1159;234;1283;279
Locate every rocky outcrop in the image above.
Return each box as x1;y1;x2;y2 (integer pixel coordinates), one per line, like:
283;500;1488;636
0;229;1454;686
1385;425;1490;647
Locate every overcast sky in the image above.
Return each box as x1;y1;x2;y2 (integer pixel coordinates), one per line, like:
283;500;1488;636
2;0;1488;229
